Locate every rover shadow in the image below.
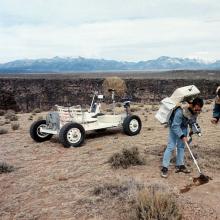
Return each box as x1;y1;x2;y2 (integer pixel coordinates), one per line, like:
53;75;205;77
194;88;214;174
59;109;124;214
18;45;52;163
85;128;123;140
48;128;124;145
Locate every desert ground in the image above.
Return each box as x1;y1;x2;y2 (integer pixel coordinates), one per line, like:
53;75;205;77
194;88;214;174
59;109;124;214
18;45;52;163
0;102;220;220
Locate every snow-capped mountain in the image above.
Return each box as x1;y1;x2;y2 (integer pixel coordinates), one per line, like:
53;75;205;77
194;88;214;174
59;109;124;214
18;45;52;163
0;56;219;73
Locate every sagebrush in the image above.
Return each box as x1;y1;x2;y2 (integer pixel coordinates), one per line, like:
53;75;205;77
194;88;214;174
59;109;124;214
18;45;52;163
5;111;18;121
0;127;8;135
0;162;15;174
134;186;181;220
11;122;20;130
108;147;145;169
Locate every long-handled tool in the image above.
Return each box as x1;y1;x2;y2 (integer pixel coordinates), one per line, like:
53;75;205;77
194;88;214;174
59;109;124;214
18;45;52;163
184;140;210;183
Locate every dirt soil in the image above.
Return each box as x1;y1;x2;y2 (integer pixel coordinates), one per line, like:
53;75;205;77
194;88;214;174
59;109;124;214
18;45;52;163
0;103;220;220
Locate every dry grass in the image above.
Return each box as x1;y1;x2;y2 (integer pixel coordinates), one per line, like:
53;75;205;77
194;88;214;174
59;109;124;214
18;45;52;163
144;107;150;112
92;180;181;220
0;104;219;220
144;145;166;157
0;121;5;126
144;115;148;121
0;127;8;135
205;100;213;105
11;122;20;130
130;107;142;112
134;186;181;220
4;111;18;121
28;115;33;120
151;105;159;111
115;102;122;107
93;182;130;198
105;108;113;113
5;109;16;115
93;178;143;198
32;108;41;113
37;116;44;121
91;179;144;219
0;162;15;174
4;119;10;124
108;147;146;169
146;127;154;131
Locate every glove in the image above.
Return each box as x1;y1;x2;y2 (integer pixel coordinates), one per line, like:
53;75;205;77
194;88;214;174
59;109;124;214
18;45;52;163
189;130;193;137
211;117;219;124
181;136;188;143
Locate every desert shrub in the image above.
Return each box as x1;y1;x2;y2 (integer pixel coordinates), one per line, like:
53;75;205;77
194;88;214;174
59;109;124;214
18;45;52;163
4;112;12;119
130;107;141;112
92;179;181;220
0;109;6;116
147;127;154;131
11;122;20;130
144;107;150;112
37;116;44;120
108;147;145;169
134;185;181;220
10;114;18;121
5;111;18;121
93;182;129;197
32;108;41;113
205;100;212;105
106;108;112;112
4;119;10;124
10;115;18;121
28;115;33;120
93;179;143;199
151;105;159;111
0;162;15;174
0;121;5;126
6;109;15;114
144;115;148;121
115;103;122;108
202;108;209;113
0;127;8;135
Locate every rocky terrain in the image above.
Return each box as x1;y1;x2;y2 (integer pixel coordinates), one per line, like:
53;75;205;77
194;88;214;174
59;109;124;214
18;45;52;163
0;102;219;220
1;71;220;112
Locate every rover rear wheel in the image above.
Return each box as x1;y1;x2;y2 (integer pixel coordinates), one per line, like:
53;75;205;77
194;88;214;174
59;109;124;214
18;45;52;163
30;120;53;142
123;115;142;136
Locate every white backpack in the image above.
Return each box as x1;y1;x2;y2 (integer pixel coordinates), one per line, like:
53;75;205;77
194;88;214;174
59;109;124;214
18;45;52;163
155;85;200;124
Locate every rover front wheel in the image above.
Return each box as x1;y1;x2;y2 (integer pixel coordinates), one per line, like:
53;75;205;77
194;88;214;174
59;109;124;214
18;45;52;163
59;123;85;148
123;115;142;136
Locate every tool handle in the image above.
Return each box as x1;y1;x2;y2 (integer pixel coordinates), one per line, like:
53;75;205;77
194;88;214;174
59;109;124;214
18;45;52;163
185;140;201;174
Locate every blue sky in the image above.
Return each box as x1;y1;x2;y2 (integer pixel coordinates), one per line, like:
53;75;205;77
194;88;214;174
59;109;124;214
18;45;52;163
0;0;220;63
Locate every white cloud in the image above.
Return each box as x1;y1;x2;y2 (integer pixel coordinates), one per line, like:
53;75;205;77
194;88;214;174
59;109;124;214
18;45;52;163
1;0;220;25
0;0;220;62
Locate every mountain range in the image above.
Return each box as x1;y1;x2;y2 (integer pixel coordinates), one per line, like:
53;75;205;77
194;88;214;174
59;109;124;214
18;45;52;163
0;56;220;73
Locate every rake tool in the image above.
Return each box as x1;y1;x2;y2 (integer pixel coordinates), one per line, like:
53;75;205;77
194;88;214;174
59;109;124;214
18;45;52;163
184;139;210;183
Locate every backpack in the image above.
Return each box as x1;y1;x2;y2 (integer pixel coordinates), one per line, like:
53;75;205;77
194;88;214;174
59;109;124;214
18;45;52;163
155;85;200;124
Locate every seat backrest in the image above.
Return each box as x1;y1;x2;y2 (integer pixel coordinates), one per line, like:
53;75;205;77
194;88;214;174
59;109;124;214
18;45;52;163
55;105;83;126
69;105;83;116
